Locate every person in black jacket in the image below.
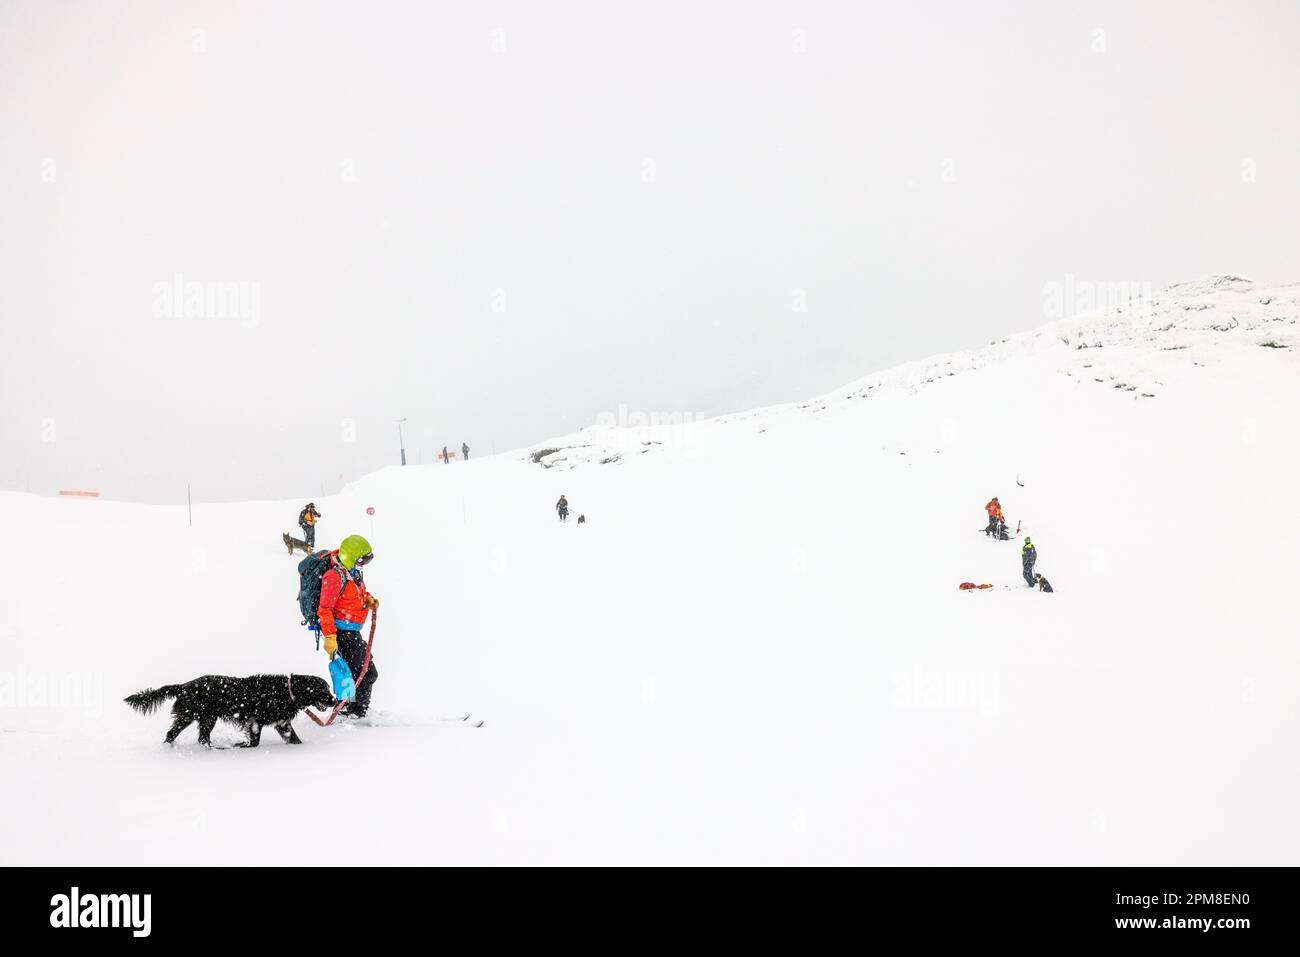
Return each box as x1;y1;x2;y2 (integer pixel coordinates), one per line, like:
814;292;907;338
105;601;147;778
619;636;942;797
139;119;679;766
462;442;470;461
556;495;569;522
298;502;321;549
1021;537;1037;587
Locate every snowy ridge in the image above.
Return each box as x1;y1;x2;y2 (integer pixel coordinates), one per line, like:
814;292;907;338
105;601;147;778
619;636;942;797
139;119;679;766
526;276;1299;470
809;275;1298;408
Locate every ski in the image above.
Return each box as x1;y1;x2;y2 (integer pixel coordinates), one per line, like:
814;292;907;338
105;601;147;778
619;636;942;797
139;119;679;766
338;710;485;729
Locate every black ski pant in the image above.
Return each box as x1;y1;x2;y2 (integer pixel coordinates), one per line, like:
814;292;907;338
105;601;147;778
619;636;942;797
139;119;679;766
1022;559;1036;586
336;630;378;715
300;522;315;548
558;508;568;521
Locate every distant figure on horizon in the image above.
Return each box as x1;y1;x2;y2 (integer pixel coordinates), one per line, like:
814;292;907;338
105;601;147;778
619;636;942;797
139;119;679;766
442;445;450;465
462;442;470;461
556;495;569;522
298;502;321;549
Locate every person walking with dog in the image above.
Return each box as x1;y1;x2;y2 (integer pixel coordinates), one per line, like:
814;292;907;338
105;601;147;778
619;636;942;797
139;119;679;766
298;502;321;549
556;494;569;522
318;534;379;718
1021;536;1037;587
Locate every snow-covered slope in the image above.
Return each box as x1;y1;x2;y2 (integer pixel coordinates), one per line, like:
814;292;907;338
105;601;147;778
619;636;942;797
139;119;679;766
530;274;1300;469
2;277;1298;865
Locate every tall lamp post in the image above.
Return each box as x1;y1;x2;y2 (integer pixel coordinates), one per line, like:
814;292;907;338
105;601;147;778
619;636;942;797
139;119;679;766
395;418;408;466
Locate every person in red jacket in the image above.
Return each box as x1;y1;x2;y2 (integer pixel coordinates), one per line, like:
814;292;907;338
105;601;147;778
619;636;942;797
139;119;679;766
984;497;1005;537
319;534;379;717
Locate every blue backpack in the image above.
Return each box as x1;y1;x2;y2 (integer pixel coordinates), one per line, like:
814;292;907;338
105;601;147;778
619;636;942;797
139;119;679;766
297;551;365;646
297;550;333;632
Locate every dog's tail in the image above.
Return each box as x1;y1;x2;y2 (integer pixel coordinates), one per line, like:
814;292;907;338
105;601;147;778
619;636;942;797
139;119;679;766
124;685;183;716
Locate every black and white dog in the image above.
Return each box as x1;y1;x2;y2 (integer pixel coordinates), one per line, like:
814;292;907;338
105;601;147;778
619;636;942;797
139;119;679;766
125;674;334;747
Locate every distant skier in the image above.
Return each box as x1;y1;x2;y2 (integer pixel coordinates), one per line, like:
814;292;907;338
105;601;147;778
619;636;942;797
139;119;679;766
1021;537;1037;586
462;442;470;461
984;497;1006;538
442;445;450;465
298;502;321;549
318;534;379;718
556;495;569;522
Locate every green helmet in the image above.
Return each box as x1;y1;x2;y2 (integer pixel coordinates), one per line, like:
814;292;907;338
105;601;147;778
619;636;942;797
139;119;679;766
338;534;373;569
1023;537;1032;546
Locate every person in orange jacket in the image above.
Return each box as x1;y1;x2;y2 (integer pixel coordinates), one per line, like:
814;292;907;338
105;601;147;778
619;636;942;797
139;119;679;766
298;502;321;548
319;534;379;717
984;497;1005;537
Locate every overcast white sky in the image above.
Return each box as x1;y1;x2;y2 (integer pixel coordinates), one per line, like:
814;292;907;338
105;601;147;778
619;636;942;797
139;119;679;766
2;0;1297;503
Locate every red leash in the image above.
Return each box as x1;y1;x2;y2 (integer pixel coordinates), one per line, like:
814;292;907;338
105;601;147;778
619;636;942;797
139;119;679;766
303;607;377;727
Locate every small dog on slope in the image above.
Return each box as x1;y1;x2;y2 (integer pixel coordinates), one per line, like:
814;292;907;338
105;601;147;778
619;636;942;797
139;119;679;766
283;532;312;555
